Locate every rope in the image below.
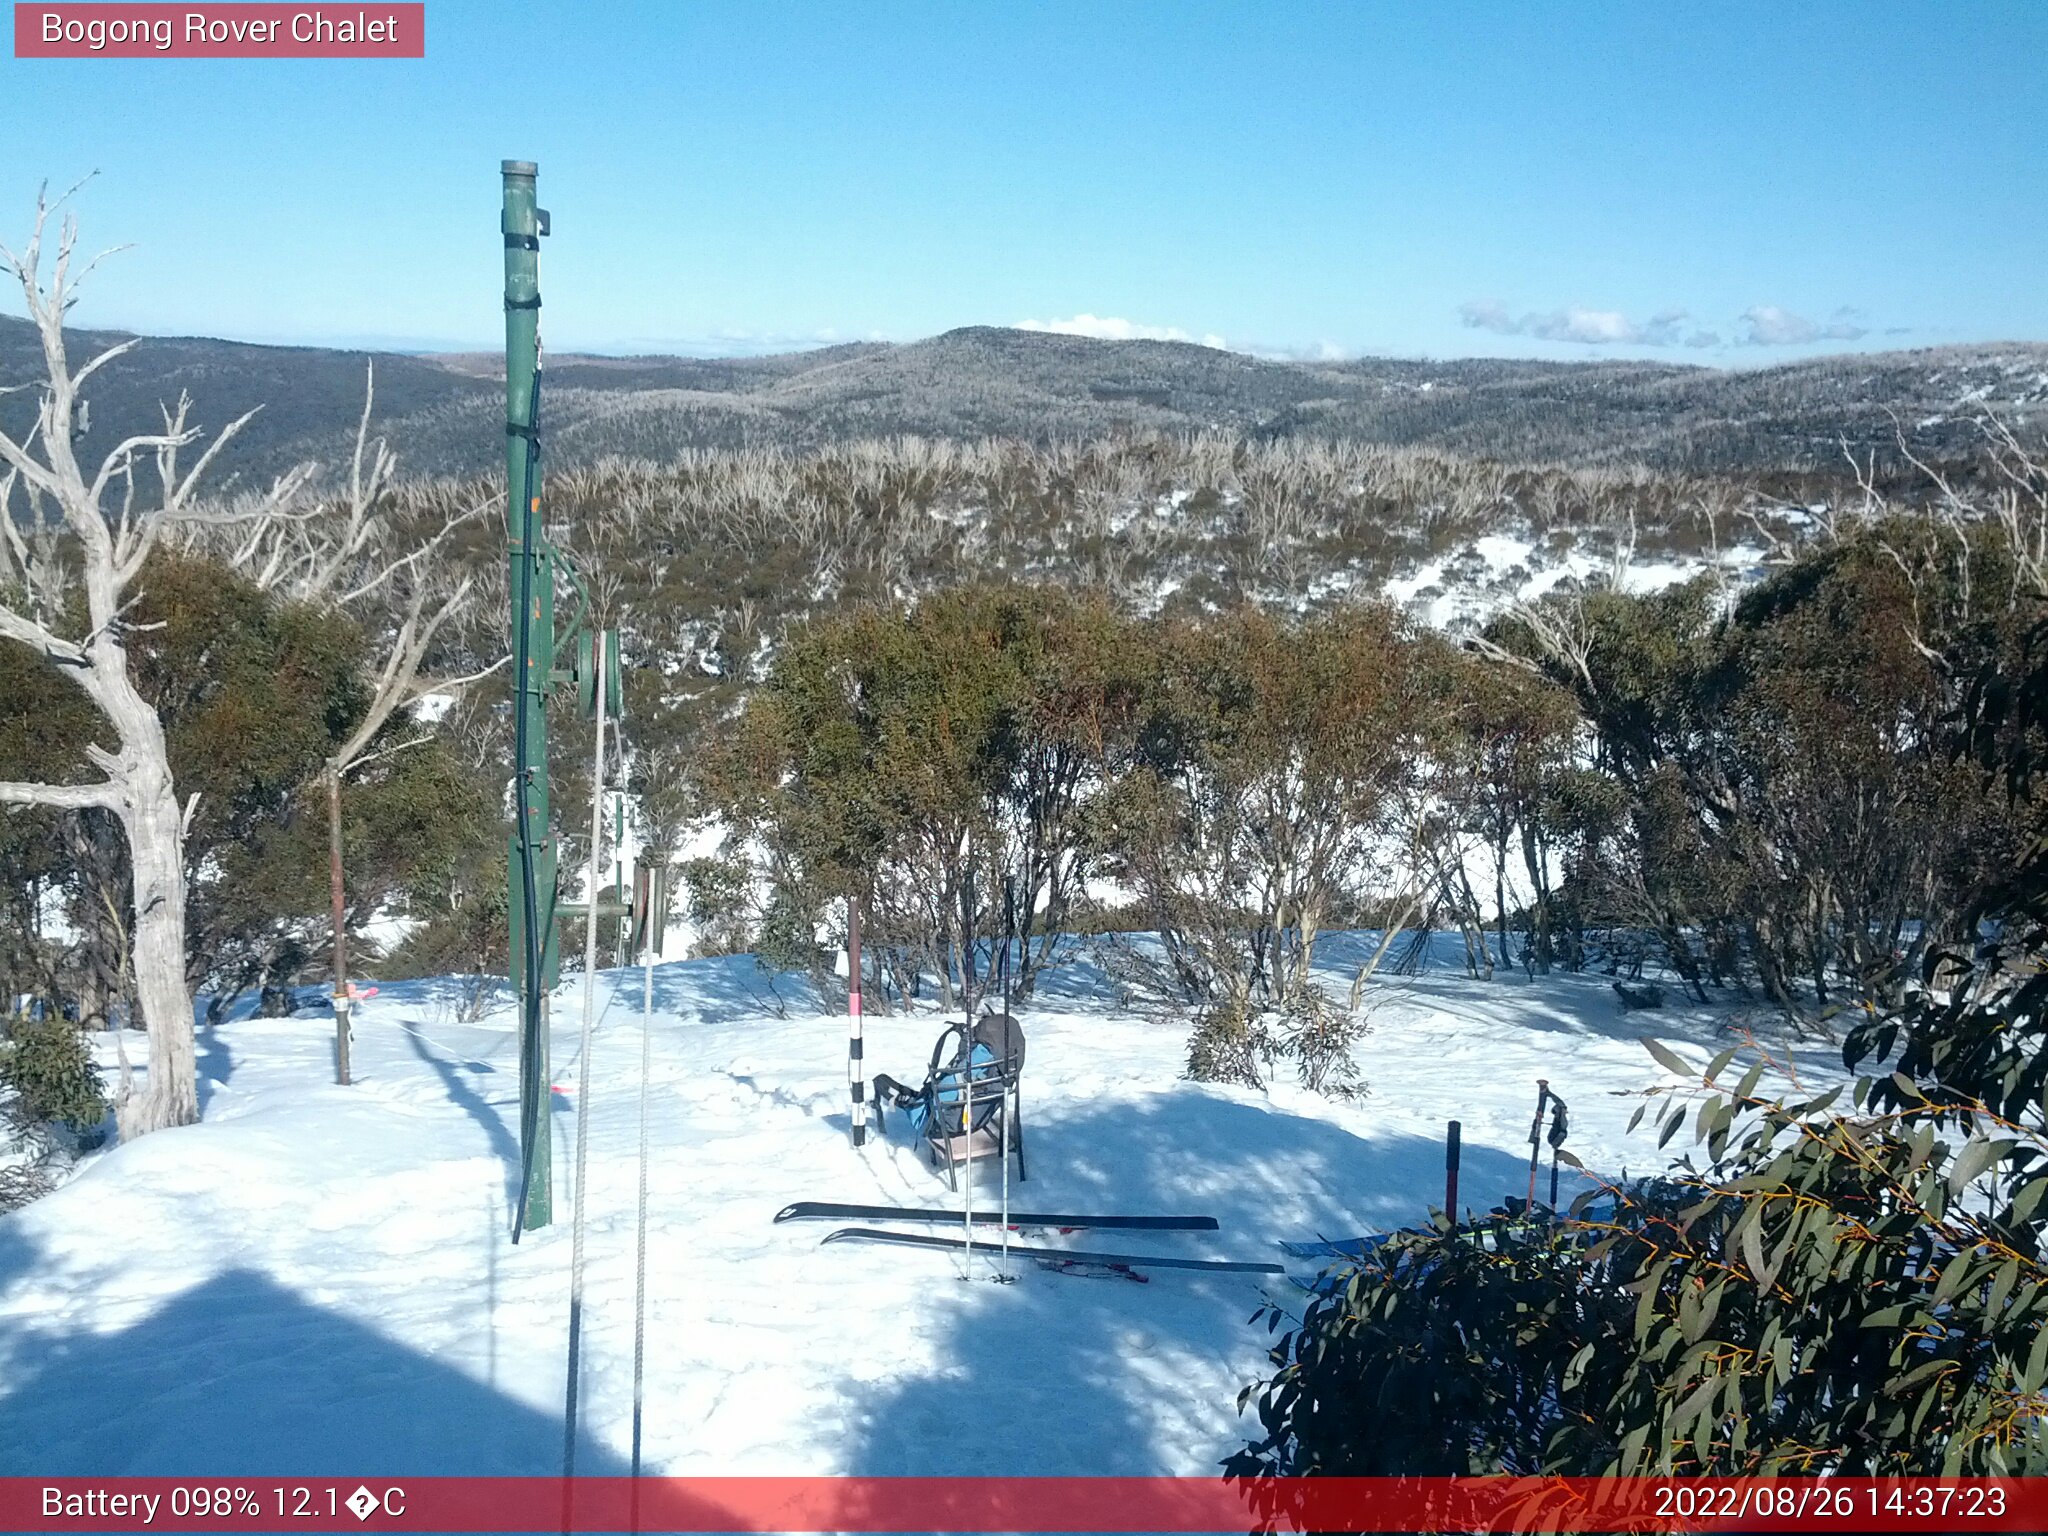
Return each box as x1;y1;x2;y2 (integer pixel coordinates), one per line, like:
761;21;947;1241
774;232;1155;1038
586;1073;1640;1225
629;928;653;1526
563;643;607;1482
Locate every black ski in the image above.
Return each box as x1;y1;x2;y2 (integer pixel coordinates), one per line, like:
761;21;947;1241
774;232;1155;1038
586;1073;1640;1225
819;1225;1283;1274
775;1201;1218;1232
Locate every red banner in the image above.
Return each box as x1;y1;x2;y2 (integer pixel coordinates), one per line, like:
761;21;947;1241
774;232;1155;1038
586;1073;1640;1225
13;4;424;57
0;1476;2040;1532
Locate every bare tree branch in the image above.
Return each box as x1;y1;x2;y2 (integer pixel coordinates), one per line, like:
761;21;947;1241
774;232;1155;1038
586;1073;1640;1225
69;333;138;392
0;604;89;667
414;652;511;698
0;778;117;811
341;732;437;779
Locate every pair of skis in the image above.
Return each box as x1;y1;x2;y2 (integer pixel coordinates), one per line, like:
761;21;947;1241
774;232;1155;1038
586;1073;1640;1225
777;1201;1283;1277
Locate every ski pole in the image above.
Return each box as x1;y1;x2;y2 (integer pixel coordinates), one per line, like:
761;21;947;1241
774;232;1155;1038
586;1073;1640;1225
1546;1090;1570;1212
1525;1079;1550;1212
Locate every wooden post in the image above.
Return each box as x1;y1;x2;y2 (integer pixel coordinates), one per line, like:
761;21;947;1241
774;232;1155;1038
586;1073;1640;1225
1444;1118;1461;1221
326;761;351;1086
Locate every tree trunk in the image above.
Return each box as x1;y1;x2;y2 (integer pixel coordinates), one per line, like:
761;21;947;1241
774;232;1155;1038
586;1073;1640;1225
1494;840;1512;972
1456;866;1493;981
1520;821;1552;973
114;725;198;1139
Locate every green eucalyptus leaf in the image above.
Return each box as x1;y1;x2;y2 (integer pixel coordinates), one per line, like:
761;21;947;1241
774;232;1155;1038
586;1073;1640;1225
1948;1137;1996;1194
1643;1037;1694;1078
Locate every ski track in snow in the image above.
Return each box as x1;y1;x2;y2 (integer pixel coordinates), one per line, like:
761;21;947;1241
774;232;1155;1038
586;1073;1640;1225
0;937;1844;1478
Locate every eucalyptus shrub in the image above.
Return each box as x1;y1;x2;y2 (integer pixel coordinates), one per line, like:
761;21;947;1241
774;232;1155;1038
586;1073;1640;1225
0;1017;109;1132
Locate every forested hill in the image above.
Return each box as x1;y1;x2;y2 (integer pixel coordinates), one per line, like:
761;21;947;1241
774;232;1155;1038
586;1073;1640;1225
3;313;2045;485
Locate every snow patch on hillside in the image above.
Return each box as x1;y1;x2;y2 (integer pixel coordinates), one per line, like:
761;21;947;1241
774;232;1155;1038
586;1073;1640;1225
1383;526;1770;632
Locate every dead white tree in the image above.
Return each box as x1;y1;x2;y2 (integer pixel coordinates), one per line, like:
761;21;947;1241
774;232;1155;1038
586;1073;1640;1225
1467;590;1598;695
200;363;501;1084
0;186;311;1137
1980;413;2048;599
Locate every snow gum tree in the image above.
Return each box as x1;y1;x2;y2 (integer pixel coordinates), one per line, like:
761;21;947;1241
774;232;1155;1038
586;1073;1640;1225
697;585;1147;1008
0;190;307;1137
1102;602;1431;1088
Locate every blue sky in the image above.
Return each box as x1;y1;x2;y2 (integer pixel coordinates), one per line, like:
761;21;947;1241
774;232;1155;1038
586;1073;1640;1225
3;1;2044;361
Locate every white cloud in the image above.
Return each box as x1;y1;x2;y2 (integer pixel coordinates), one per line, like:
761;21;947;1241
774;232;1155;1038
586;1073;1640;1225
1736;305;1869;346
1458;300;1515;335
1459;301;1690;346
592;326;889;357
1016;313;1228;349
1463;298;1883;351
1243;339;1355;362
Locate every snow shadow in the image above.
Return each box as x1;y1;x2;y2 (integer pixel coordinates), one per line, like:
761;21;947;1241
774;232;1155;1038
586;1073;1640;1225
1040;1090;1560;1234
195;1023;236;1112
646;952;823;1024
400;1019;524;1208
0;1217;37;1300
0;1264;677;1487
824;1094;1539;1476
392;973;515;1021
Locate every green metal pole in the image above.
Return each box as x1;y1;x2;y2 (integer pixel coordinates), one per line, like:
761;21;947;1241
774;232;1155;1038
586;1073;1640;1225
504;159;554;1234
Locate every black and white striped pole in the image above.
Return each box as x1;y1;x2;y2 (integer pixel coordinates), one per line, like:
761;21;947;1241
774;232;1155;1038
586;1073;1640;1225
848;897;866;1148
960;865;975;1276
996;876;1015;1283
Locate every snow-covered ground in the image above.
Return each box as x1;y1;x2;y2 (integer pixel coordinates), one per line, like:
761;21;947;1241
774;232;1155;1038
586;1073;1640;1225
0;936;1838;1478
